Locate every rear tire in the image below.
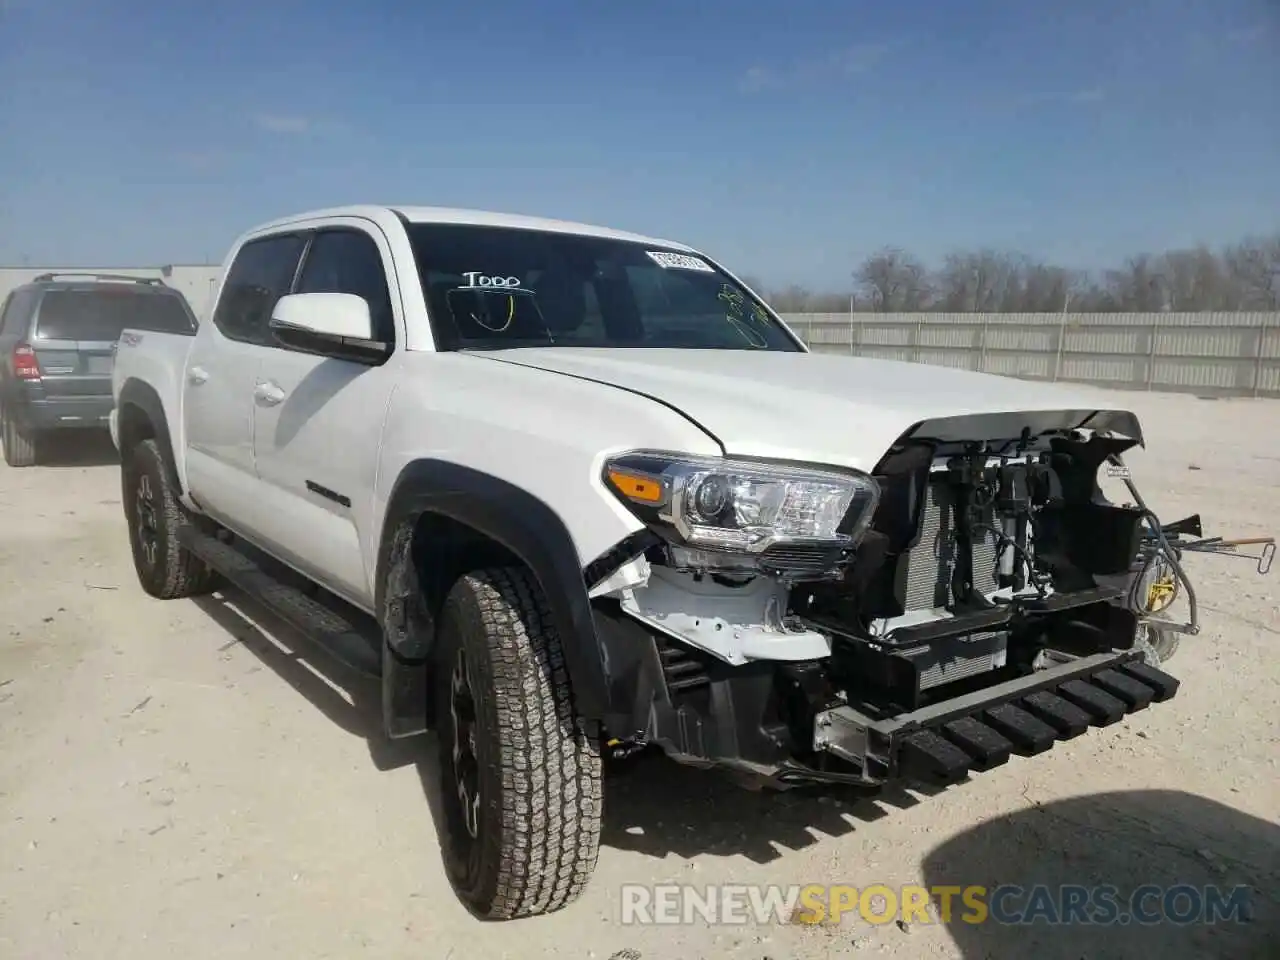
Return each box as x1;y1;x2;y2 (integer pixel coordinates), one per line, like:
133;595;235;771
1;409;38;467
434;567;603;919
122;439;218;599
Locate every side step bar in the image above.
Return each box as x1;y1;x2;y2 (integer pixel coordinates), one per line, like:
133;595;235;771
815;651;1179;787
178;527;382;678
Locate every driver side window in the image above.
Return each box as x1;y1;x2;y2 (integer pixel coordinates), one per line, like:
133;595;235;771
294;229;396;344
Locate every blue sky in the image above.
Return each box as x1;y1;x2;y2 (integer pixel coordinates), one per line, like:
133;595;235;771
1;0;1276;288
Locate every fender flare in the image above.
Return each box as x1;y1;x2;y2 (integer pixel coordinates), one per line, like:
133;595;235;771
116;378;179;481
375;459;610;720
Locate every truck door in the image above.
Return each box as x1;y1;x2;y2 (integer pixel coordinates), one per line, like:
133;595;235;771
248;224;400;610
183;234;307;531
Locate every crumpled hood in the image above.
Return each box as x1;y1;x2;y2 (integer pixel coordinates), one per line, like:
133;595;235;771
469;347;1143;472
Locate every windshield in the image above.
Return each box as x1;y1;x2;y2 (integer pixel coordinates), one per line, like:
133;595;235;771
35;288;196;341
407;223;801;352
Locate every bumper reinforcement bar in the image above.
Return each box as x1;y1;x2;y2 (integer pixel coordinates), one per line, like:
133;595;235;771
813;651;1178;786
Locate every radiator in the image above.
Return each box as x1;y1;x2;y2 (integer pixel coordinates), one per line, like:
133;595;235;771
897;479;1009;688
906;631;1006;690
902;478;1003;611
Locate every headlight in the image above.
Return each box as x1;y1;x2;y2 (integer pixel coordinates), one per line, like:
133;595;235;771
603;452;880;558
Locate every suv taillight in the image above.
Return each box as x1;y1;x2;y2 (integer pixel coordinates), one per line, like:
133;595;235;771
11;343;41;380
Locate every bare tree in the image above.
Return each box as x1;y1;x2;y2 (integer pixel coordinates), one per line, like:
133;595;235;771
855;247;931;312
770;284;818;313
1224;237;1280;310
936;250;1023;312
773;232;1280;314
810;292;858;312
1153;246;1240;311
1103;255;1167;311
1020;262;1077;312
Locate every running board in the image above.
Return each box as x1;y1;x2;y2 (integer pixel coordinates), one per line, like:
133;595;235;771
178;527;382;678
814;651;1179;786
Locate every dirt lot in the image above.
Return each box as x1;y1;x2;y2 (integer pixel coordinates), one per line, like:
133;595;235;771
1;390;1277;960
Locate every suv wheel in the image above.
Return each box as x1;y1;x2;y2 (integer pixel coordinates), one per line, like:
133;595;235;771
434;568;603;919
122;439;218;599
1;409;38;467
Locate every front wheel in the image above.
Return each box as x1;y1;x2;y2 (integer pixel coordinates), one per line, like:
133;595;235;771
122;439;218;599
434;567;603;919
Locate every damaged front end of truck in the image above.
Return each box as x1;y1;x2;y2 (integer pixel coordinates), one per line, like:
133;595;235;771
588;406;1272;790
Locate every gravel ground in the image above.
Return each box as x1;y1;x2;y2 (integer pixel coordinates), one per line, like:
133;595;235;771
1;389;1277;959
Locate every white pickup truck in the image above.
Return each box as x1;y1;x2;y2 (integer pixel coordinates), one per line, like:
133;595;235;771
111;204;1197;919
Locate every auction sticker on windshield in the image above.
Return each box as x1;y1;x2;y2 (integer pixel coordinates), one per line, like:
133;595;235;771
646;251;714;272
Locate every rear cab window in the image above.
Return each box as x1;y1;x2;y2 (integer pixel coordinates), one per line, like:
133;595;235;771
34;288;197;342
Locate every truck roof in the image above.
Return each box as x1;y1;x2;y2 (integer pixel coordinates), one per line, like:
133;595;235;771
245;205;697;252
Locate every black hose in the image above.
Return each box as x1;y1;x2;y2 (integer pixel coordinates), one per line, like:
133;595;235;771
971;521;1049;597
1108;453;1199;634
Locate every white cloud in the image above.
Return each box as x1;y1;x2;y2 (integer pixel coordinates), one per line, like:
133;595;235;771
1226;23;1267;45
1065;87;1106;104
173;150;230;172
740;41;894;93
252;113;312;134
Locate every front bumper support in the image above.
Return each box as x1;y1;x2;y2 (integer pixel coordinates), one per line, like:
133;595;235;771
813;650;1179;786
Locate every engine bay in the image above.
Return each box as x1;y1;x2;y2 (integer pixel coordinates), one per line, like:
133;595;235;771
789;429;1151;712
610;424;1163;717
592;416;1271;786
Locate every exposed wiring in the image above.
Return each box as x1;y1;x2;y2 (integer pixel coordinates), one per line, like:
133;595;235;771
971;520;1050;598
1108;453;1199;635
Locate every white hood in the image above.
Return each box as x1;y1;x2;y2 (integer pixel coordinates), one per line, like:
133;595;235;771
471;348;1143;473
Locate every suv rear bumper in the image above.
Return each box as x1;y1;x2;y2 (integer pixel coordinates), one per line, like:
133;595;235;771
10;392;113;431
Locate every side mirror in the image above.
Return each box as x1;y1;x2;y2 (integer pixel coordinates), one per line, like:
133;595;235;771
269;292;390;364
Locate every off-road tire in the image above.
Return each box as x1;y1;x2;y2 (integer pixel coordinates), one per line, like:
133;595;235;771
434;567;603;919
1137;622;1180;666
1;409;38;467
122;439;218;599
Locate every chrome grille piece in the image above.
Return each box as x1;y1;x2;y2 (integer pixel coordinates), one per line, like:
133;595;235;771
902;479;1002;611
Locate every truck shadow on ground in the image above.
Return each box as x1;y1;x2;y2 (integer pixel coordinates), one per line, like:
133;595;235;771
192;591;455;849
601;750;947;864
34;431;119;467
920;789;1279;959
191;588;949;870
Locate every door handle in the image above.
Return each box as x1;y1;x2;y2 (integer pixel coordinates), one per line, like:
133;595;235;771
188;366;209;385
254;381;286;406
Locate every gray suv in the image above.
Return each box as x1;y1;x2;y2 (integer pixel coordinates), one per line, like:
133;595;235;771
0;273;197;466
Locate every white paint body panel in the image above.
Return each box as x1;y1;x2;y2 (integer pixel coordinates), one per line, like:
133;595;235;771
112;204;1144;660
249;348;395;607
271;292;374;340
474;347;1137;473
181;326;261;527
